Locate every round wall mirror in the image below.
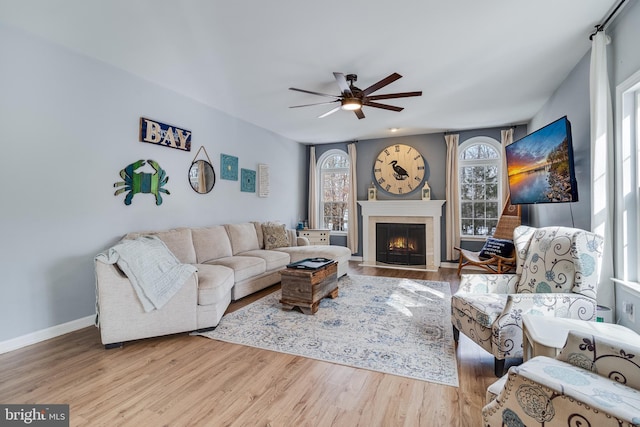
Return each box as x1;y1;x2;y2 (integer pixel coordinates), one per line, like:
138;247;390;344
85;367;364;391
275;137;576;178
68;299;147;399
189;160;216;194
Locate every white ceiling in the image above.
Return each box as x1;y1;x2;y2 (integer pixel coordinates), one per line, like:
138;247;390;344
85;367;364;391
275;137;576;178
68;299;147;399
0;0;617;144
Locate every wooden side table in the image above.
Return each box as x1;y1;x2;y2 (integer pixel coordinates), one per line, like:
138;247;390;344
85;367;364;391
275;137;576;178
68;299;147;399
280;260;338;314
522;315;639;361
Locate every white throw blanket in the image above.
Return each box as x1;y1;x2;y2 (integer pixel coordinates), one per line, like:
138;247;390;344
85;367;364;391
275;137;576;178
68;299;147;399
96;236;197;312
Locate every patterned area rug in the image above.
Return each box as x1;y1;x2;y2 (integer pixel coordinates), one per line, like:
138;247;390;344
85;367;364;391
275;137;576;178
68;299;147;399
199;274;459;387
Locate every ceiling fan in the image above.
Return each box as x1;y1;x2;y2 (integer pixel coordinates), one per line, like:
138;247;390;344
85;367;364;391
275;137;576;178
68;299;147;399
289;72;422;119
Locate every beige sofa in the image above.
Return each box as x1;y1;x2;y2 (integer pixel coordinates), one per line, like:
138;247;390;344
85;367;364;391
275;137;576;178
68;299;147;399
95;222;351;347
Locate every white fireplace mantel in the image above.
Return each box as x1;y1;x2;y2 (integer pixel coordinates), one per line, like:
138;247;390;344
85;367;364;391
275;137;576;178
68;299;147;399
358;200;445;271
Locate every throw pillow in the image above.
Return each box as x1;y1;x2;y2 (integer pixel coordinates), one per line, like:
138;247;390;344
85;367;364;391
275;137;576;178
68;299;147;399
262;223;289;250
478;237;515;260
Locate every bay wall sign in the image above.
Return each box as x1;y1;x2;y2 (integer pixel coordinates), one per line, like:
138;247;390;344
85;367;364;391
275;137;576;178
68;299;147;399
139;117;192;151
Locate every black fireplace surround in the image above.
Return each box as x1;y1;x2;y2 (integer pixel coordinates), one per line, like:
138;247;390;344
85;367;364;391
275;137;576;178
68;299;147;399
375;223;426;266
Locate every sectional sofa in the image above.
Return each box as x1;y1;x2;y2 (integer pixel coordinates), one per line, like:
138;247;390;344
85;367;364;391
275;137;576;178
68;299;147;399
95;222;351;347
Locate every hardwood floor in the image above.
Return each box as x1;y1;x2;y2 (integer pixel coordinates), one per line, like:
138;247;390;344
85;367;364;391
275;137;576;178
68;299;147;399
0;263;508;426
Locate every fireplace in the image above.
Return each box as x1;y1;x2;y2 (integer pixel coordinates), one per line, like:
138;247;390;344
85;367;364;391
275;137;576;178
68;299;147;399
376;223;426;266
358;200;445;271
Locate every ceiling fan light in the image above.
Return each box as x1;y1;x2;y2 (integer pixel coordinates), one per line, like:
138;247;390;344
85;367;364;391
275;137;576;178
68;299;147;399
341;98;362;110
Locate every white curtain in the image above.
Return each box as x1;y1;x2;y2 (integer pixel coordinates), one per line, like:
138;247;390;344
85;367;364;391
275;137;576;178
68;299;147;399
308;146;318;229
347;143;358;253
501;128;514;205
445;133;460;260
590;31;614;309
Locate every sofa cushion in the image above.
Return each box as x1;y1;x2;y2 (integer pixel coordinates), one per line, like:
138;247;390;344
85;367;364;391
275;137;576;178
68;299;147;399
262;222;289;249
240;249;290;271
123;228;197;264
252;221;264;249
192;226;233;263
287;229;298;247
152;228;197;264
224;223;260;255
207;256;266;282
195;264;235;306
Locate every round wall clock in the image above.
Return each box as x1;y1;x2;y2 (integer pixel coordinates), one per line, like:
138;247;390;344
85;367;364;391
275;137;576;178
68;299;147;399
373;144;426;195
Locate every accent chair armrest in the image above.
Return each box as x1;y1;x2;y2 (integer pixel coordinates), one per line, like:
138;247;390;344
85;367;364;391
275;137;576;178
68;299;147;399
483;355;640;425
557;330;640;390
497;293;597;326
458;273;519;294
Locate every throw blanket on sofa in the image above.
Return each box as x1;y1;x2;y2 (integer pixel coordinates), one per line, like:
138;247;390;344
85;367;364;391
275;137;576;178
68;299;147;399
96;236;197;312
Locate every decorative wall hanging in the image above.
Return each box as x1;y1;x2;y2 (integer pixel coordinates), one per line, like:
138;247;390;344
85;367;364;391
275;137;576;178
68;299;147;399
373;143;425;195
139;117;192;151
241;168;256;193
189;146;216;194
114;159;170;205
258;164;269;198
220;154;238;181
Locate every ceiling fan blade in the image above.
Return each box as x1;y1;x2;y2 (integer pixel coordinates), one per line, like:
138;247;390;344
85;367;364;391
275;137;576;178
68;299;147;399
354;109;365;120
318;106;341;118
363;101;404;112
333;72;353;97
367;91;422;101
289;87;340;99
290;100;340;108
362;72;402;96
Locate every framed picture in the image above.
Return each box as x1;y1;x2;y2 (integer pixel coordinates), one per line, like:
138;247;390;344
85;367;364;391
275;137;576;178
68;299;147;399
220;154;238;181
241;168;256;193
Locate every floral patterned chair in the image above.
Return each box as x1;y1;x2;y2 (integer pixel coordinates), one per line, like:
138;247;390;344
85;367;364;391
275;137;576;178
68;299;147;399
483;330;640;426
451;225;604;376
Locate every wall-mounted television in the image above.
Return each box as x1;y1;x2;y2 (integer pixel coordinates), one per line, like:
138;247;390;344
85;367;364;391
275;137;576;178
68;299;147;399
505;116;578;205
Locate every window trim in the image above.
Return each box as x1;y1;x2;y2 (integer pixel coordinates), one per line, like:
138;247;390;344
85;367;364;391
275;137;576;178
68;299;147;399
615;67;640;283
316;149;350;235
457;136;503;240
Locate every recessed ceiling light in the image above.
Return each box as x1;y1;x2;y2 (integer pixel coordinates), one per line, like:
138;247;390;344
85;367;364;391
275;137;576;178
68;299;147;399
389;128;399;133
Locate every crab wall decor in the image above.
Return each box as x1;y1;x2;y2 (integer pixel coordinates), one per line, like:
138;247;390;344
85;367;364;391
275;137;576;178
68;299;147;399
114;159;170;205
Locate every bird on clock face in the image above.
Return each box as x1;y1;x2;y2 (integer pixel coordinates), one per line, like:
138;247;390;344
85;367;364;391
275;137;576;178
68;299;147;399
389;160;409;180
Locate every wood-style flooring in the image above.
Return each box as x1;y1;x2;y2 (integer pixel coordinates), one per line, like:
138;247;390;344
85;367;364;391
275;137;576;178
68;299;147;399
0;262;511;426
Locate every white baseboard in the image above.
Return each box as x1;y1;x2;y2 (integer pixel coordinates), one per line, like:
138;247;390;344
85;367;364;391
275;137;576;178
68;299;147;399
350;256;363;262
0;315;95;355
440;262;459;269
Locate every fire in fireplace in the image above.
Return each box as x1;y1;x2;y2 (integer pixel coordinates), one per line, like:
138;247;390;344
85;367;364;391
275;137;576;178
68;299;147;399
376;223;426;266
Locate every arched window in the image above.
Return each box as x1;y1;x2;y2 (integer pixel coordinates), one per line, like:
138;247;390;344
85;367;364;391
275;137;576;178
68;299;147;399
458;137;502;238
317;149;350;232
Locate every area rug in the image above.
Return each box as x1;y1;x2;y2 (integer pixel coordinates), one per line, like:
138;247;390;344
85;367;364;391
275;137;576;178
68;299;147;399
199;274;459;387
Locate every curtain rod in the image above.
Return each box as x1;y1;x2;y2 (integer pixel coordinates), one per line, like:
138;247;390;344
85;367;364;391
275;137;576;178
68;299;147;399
589;0;628;40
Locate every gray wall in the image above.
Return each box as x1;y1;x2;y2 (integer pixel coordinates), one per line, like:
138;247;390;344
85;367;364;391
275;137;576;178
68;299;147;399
610;0;640;87
0;23;305;343
527;52;592;230
527;0;640;232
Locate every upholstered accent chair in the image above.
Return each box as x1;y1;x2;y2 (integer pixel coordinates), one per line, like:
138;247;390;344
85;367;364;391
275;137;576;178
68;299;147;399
483;330;640;426
451;225;604;376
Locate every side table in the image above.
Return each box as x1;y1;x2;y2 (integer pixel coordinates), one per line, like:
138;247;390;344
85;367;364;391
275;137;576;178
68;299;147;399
297;229;330;245
522;315;639;361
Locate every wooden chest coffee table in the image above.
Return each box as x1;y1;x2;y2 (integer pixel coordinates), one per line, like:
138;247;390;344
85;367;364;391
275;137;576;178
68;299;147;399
280;258;338;315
